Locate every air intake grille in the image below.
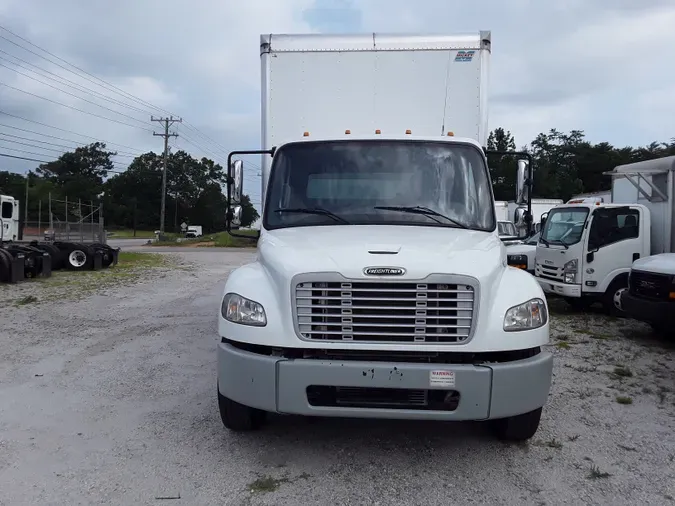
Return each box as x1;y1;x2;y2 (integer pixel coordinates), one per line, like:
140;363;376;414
293;277;476;344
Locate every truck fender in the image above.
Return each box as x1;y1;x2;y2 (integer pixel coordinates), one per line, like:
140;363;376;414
216;262;288;342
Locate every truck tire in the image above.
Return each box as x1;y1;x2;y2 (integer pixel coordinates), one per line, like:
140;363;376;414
217;388;266;431
88;243;115;268
492;407;542;441
0;249;12;282
602;276;628;317
30;242;63;270
650;321;675;339
64;243;94;270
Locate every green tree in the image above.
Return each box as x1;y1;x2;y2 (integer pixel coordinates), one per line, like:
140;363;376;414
486;127;517;200
240;194;259;228
36;142;115;202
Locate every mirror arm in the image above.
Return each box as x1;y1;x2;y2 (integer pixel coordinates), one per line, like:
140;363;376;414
226;149;274;239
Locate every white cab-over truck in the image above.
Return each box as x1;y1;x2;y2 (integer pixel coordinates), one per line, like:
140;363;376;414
535;156;675;315
218;32;552;441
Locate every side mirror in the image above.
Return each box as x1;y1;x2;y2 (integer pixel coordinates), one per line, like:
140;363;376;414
514;207;526;227
231;205;242;228
515;159;530;205
540;212;548;231
229;159;243;204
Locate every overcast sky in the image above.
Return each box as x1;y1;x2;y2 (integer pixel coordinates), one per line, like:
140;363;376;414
0;0;674;210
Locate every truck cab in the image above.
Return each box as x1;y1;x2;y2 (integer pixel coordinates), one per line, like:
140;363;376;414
216;32;552;441
0;194;20;242
535;197;649;312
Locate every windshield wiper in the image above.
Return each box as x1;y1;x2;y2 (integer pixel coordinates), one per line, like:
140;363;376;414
373;205;469;229
549;239;569;250
273;207;350;224
540;237;550;247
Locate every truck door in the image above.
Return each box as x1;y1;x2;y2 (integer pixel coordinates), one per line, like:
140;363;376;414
1;196;14;241
583;206;642;293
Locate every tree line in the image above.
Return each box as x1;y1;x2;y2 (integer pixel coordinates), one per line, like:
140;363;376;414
487;128;675;202
0;142;259;232
1;128;674;232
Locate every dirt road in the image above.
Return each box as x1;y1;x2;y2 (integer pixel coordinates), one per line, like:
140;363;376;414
1;249;674;505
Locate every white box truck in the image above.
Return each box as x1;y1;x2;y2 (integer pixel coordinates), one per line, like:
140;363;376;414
218;32;552;441
535;156;675;315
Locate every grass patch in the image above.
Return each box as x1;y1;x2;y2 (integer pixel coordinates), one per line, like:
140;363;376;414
15;295;38;306
556;341;571;350
612;365;633;378
545;438;563;449
587;465;612;480
615;396;633;405
12;252;170;305
106;229;156;239
151;230;258;248
248;475;289;494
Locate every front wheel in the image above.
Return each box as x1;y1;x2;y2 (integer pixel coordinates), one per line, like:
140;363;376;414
603;277;628;317
492;407;542;441
218;388;266;431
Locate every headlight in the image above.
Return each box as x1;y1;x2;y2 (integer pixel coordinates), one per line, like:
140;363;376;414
563;259;578;284
507;254;528;270
221;293;267;326
503;298;548;332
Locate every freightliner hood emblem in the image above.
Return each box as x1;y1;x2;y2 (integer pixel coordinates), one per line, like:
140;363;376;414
363;267;406;276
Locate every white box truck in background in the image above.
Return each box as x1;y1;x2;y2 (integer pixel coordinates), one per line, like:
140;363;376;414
535;156;675;316
218;32;552;441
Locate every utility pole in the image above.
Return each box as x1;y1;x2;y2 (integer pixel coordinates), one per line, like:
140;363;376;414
151;115;181;233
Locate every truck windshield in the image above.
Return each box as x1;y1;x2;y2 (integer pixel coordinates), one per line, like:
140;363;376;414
540;207;589;246
263;140;495;231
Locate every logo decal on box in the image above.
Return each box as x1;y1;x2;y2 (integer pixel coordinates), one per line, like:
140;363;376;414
455;50;475;62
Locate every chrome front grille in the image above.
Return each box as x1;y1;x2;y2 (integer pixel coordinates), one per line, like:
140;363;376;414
293;276;476;344
535;262;563;282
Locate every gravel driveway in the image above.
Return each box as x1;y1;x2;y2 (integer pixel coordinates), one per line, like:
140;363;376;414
1;249;674;505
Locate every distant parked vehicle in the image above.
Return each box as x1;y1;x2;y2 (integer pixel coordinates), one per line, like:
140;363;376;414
185;225;203;238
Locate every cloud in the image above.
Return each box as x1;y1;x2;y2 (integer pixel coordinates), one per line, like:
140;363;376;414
0;0;673;215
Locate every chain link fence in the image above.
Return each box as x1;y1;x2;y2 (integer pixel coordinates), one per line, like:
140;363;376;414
22;195;107;243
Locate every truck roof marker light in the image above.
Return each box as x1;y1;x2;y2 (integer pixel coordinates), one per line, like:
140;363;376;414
345;129;351;134
447;131;454;136
375;129;381;134
303;131;310;137
405;129;412;134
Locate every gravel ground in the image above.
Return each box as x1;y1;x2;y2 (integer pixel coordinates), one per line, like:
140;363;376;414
1;249;674;505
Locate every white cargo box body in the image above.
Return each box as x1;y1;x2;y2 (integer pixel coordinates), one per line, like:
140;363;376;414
607;155;675;254
260;32;491;201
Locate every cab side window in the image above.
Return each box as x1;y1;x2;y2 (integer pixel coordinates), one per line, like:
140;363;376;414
1;201;13;219
588;208;639;250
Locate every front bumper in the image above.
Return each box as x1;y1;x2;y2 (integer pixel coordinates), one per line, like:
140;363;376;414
536;277;581;298
217;342;553;421
621;291;675;325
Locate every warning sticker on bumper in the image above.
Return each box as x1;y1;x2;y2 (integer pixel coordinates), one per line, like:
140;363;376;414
430;370;455;387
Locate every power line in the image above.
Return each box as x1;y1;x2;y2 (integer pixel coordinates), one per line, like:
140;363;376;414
0;49;151;115
0;62;154;127
0;152;52;163
0;25;251;168
0;28;171;117
0;113;147;153
0;81;154;132
0;132;137;158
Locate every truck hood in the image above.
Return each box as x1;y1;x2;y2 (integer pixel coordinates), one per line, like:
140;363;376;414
506;243;535;256
632;253;675;275
257;225;506;291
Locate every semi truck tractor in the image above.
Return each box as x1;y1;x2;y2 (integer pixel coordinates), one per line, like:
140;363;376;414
217;32;552;441
535;156;675;315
